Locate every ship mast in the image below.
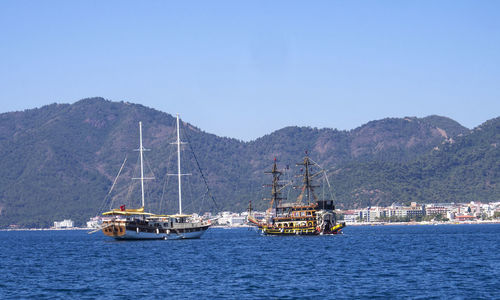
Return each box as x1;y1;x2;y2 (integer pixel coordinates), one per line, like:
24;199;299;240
139;121;145;208
176;114;183;214
133;122;153;208
264;158;286;216
296;152;319;204
168;114;190;215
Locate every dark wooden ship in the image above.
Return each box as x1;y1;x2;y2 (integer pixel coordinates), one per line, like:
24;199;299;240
99;116;211;240
248;154;345;235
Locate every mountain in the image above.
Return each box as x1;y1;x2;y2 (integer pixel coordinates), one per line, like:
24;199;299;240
245;116;470;170
0;98;247;227
420;115;469;138
0;97;496;228
330;117;499;208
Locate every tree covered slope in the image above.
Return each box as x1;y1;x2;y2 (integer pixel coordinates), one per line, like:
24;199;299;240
0;98;496;227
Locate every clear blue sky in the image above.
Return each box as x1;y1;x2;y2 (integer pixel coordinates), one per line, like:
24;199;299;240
1;1;499;141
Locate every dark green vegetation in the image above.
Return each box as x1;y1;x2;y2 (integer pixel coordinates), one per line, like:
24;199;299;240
0;98;497;227
330;117;499;208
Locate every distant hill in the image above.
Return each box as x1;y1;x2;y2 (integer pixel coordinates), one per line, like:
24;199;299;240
420;115;469;138
330;117;499;208
0;97;496;228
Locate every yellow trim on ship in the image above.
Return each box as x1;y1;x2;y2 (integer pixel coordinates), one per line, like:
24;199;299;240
102;207;195;218
102;207;155;216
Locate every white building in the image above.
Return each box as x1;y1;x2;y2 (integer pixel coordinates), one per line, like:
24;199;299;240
359;207;385;222
86;217;102;229
54;219;74;229
343;210;358;223
216;211;234;225
216;212;248;226
229;216;246;226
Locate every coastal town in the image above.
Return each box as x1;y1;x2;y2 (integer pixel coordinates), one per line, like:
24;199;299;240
71;200;500;230
3;200;496;230
210;200;500;227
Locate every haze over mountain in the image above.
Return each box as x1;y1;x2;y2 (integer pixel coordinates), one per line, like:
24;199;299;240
0;98;497;227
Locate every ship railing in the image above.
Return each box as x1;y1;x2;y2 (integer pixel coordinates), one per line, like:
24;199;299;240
171;221;208;229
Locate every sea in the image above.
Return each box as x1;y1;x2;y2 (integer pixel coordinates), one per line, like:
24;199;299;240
1;224;499;299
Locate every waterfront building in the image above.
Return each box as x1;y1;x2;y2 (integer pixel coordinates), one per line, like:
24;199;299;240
358;207;386;222
343;210;358;223
455;215;476;222
54;219;74;229
216;212;249;226
359;209;370;222
484;202;500;218
386;203;408;218
407;205;425;219
86;217;102;229
216;212;233;225
229;216;246;226
425;204;451;216
337;201;499;224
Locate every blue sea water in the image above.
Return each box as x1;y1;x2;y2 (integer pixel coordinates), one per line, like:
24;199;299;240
0;224;499;299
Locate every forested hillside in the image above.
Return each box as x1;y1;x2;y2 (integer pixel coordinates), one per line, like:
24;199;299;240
0;98;496;228
330;117;499;208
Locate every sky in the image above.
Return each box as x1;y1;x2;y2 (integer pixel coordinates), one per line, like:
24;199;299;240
1;1;499;141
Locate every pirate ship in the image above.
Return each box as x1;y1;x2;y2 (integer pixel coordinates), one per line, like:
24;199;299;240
248;154;345;235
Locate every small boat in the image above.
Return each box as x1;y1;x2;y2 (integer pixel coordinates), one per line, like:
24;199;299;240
100;115;211;240
248;154;345;235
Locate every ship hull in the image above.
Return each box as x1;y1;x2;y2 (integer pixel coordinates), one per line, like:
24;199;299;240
102;220;210;240
114;227;209;240
115;230;167;240
258;223;345;236
164;228;208;240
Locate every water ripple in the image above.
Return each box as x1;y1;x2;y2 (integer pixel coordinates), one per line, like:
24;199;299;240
0;225;499;299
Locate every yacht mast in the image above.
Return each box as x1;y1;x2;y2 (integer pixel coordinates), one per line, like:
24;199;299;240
176;114;183;215
139;121;145;208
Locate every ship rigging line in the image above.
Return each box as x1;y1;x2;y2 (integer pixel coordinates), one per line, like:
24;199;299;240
98;155;128;214
183;128;220;211
159;125;176;213
125;154;141;206
308;158;337;202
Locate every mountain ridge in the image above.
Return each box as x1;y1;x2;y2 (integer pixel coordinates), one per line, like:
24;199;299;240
1;97;471;143
0;97;496;228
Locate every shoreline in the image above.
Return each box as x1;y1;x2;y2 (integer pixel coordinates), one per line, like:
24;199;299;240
1;221;499;231
0;227;91;232
210;225;253;229
345;220;500;226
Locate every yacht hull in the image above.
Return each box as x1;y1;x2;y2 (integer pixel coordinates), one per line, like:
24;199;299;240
102;220;210;240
